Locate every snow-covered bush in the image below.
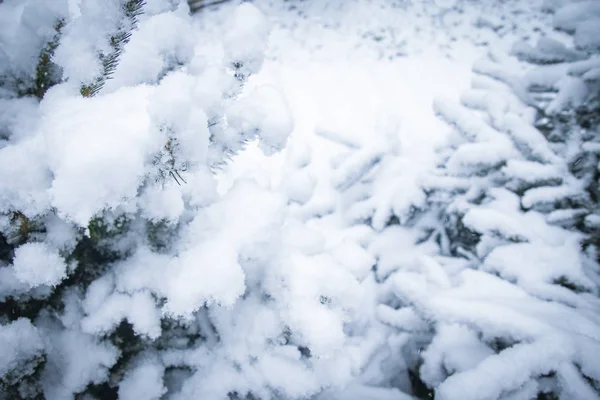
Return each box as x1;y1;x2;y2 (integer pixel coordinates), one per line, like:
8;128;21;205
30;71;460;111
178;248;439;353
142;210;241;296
330;2;600;399
398;89;600;398
511;0;600;252
0;1;373;398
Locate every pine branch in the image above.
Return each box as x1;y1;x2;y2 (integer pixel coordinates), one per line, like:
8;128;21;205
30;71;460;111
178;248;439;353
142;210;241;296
31;19;64;100
80;0;145;97
152;135;189;186
188;0;233;13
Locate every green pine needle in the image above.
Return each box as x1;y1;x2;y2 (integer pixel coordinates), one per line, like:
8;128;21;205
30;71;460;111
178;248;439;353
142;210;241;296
30;19;64;99
80;0;146;97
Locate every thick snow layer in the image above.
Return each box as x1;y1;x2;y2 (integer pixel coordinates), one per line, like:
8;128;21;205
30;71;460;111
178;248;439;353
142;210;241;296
43;85;157;225
40;326;120;399
0;0;67;77
2;0;600;399
553;1;600;33
0;318;44;377
118;355;166;400
224;2;270;76
53;0;125;85
12;242;67;287
206;0;599;398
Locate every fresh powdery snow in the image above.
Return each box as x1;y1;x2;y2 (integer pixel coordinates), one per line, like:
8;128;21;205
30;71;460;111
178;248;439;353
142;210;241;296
1;0;600;399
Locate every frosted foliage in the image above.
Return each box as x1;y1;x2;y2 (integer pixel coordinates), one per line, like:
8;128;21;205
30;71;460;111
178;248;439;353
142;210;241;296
0;0;291;228
227;85;294;155
1;0;600;399
224;2;270;78
12;242;67;287
0;1;329;399
371;1;600;397
44;85;157;225
111;179;373;398
0;319;44;377
0;0;68;77
53;0;125;84
40;326;120;399
420;324;494;387
118;356;166;400
104;8;196;90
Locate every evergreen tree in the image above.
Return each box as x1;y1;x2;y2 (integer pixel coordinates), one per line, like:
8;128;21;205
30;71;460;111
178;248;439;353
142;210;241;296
378;2;600;398
0;1;368;399
325;1;600;398
2;0;599;399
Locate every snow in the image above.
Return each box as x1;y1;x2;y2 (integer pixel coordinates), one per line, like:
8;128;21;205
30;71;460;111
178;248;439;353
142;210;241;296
226;84;294;155
436;334;572;400
553;1;600;33
43;84;156;226
376;304;429;332
118;355;166;400
223;2;270;77
82;289;162;339
2;0;600;399
317;384;414;400
511;36;586;64
0;137;51;216
484;240;594;290
420;323;494;387
547;76;590;114
502;160;563;185
0;0;67;77
104;6;195;90
574;18;600;50
40;326;120;400
53;0;124;85
522;183;587;210
329;238;375;281
0;318;44;377
504;114;561;163
12;242;67;287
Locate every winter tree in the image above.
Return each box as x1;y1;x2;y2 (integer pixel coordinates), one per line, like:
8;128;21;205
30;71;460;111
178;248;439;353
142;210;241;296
323;1;600;399
0;0;378;399
2;0;600;399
